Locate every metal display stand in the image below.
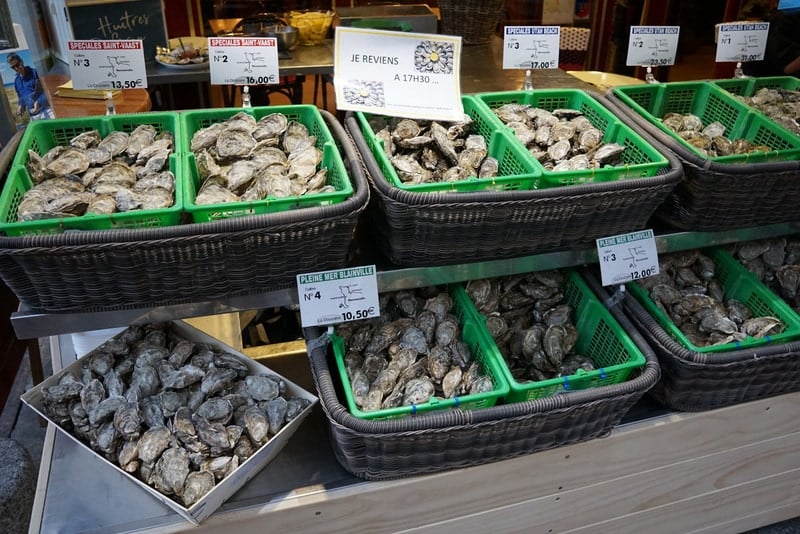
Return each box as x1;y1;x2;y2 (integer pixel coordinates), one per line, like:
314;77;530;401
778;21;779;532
15;222;800;533
6;36;800;529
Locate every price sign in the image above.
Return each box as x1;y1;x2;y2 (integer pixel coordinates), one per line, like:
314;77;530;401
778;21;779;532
67;40;147;90
596;229;660;286
626;26;680;67
297;265;381;327
715;22;769;63
334;27;463;122
502;26;560;69
208;36;279;85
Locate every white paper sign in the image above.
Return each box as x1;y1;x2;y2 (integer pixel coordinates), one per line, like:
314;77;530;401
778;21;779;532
67;40;147;90
208;36;280;85
334;27;463;122
596;229;660;286
503;26;560;69
297;265;380;327
626;26;680;67
715;22;769;63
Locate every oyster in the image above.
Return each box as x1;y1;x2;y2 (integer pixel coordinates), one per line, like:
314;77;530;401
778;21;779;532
126;124;157;159
70;129;101;150
150;447;191;495
98;130;130;156
45;148;90;176
182;470;215;507
137;426;172;464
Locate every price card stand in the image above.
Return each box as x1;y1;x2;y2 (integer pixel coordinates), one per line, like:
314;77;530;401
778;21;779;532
297;266;380;328
596;229;660;287
715;22;769;78
626;26;680;85
67;40;148;90
502;26;560;93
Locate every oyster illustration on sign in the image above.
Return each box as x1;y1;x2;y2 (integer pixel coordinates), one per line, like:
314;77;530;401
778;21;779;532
342;80;386;107
413;40;454;74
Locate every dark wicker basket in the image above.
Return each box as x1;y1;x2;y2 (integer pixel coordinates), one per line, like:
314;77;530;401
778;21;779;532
438;0;505;45
344;98;682;267
305;280;660;481
613;274;800;411
0;111;369;313
604;90;800;231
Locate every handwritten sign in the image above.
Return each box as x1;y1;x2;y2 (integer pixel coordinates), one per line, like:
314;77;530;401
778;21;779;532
334;27;463;122
716;22;769;63
297;265;380;327
503;26;560;69
208;37;280;85
68;40;148;90
596;229;660;286
66;0;168;59
626;26;680;67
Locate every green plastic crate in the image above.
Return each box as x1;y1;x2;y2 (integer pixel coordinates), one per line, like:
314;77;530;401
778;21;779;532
474;89;670;187
181;105;353;222
356;95;542;193
332;286;510;420
458;270;647;403
712;75;800;97
0;156;183;236
1;112;183;235
612;81;800;163
628;247;800;354
11;112;184;171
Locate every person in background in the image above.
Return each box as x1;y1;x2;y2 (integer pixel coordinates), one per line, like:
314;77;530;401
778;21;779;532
6;52;54;121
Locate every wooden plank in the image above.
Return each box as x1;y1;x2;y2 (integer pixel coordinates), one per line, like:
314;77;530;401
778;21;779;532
691;502;800;534
391;432;800;534
562;468;800;534
159;393;800;534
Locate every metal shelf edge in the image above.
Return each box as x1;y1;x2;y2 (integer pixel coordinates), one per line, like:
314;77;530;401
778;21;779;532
11;222;800;339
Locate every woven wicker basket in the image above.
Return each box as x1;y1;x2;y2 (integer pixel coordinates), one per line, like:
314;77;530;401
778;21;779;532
344;96;681;267
438;0;505;45
604;89;800;231
305;280;660;480
0;111;369;313
612;273;800;411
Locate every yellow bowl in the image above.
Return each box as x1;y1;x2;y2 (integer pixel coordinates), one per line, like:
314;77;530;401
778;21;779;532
287;10;333;46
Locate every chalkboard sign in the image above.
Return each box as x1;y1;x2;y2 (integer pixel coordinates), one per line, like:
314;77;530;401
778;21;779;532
66;0;168;60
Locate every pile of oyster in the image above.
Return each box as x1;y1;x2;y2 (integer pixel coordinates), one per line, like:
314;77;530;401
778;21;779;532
638;251;785;347
190;111;335;205
18;125;176;221
367;115;500;185
731;237;800;313
39;323;311;507
335;288;495;413
659;112;773;157
489;104;626;172
733;87;800;136
466;271;596;383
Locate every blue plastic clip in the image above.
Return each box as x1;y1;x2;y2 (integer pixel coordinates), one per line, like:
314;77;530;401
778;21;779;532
600;368;607;380
454;397;460;408
563;376;571;390
410;404;417;415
